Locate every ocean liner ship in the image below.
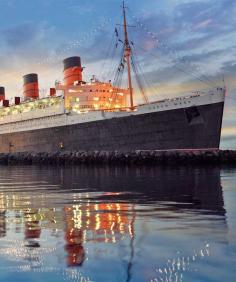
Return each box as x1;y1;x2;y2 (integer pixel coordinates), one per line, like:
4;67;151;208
0;3;225;153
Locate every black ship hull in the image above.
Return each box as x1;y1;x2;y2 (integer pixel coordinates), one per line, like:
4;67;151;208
0;102;224;153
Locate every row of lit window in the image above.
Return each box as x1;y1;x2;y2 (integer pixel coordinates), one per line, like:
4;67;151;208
89;89;112;93
80;105;94;109
72;89;113;93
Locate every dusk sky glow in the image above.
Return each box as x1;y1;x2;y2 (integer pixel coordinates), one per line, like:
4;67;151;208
0;0;236;148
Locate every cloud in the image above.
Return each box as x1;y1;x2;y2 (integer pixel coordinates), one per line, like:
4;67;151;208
192;18;213;31
0;22;56;67
221;126;236;149
3;23;44;47
175;0;236;31
66;2;95;16
0;21;60;97
221;61;236;74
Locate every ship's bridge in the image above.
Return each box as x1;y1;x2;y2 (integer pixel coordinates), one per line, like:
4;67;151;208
56;80;129;113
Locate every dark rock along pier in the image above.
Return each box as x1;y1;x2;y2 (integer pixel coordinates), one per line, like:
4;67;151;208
0;150;236;165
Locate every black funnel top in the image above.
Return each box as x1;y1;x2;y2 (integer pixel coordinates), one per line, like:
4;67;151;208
63;57;81;70
23;73;38;85
0;86;5;95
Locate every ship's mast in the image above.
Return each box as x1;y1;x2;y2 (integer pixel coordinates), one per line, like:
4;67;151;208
122;1;134;109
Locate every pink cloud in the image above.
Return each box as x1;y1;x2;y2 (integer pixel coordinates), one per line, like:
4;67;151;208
192;19;213;30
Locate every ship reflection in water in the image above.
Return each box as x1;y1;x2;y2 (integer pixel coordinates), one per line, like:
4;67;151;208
0;166;235;282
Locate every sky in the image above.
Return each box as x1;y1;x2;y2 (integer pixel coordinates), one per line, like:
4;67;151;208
0;0;235;148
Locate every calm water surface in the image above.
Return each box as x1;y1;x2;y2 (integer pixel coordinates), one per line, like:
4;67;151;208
0;165;235;282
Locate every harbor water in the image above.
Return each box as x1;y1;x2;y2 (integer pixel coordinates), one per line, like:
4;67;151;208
0;165;235;282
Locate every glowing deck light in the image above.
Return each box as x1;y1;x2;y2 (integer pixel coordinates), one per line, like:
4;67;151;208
12;110;19;115
73;104;80;110
69;89;78;93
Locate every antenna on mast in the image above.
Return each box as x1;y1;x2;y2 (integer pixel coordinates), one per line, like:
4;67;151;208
122;1;134;109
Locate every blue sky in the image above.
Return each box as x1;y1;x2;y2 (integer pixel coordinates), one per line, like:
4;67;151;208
0;0;236;148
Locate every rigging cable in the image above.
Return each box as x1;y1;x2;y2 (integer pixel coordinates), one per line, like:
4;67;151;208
113;46;125;87
130;49;149;103
130;42;167;100
100;31;120;81
135;44;217;88
126;8;221;88
130;42;164;102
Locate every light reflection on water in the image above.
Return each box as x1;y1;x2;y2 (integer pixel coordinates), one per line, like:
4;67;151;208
0;166;235;282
